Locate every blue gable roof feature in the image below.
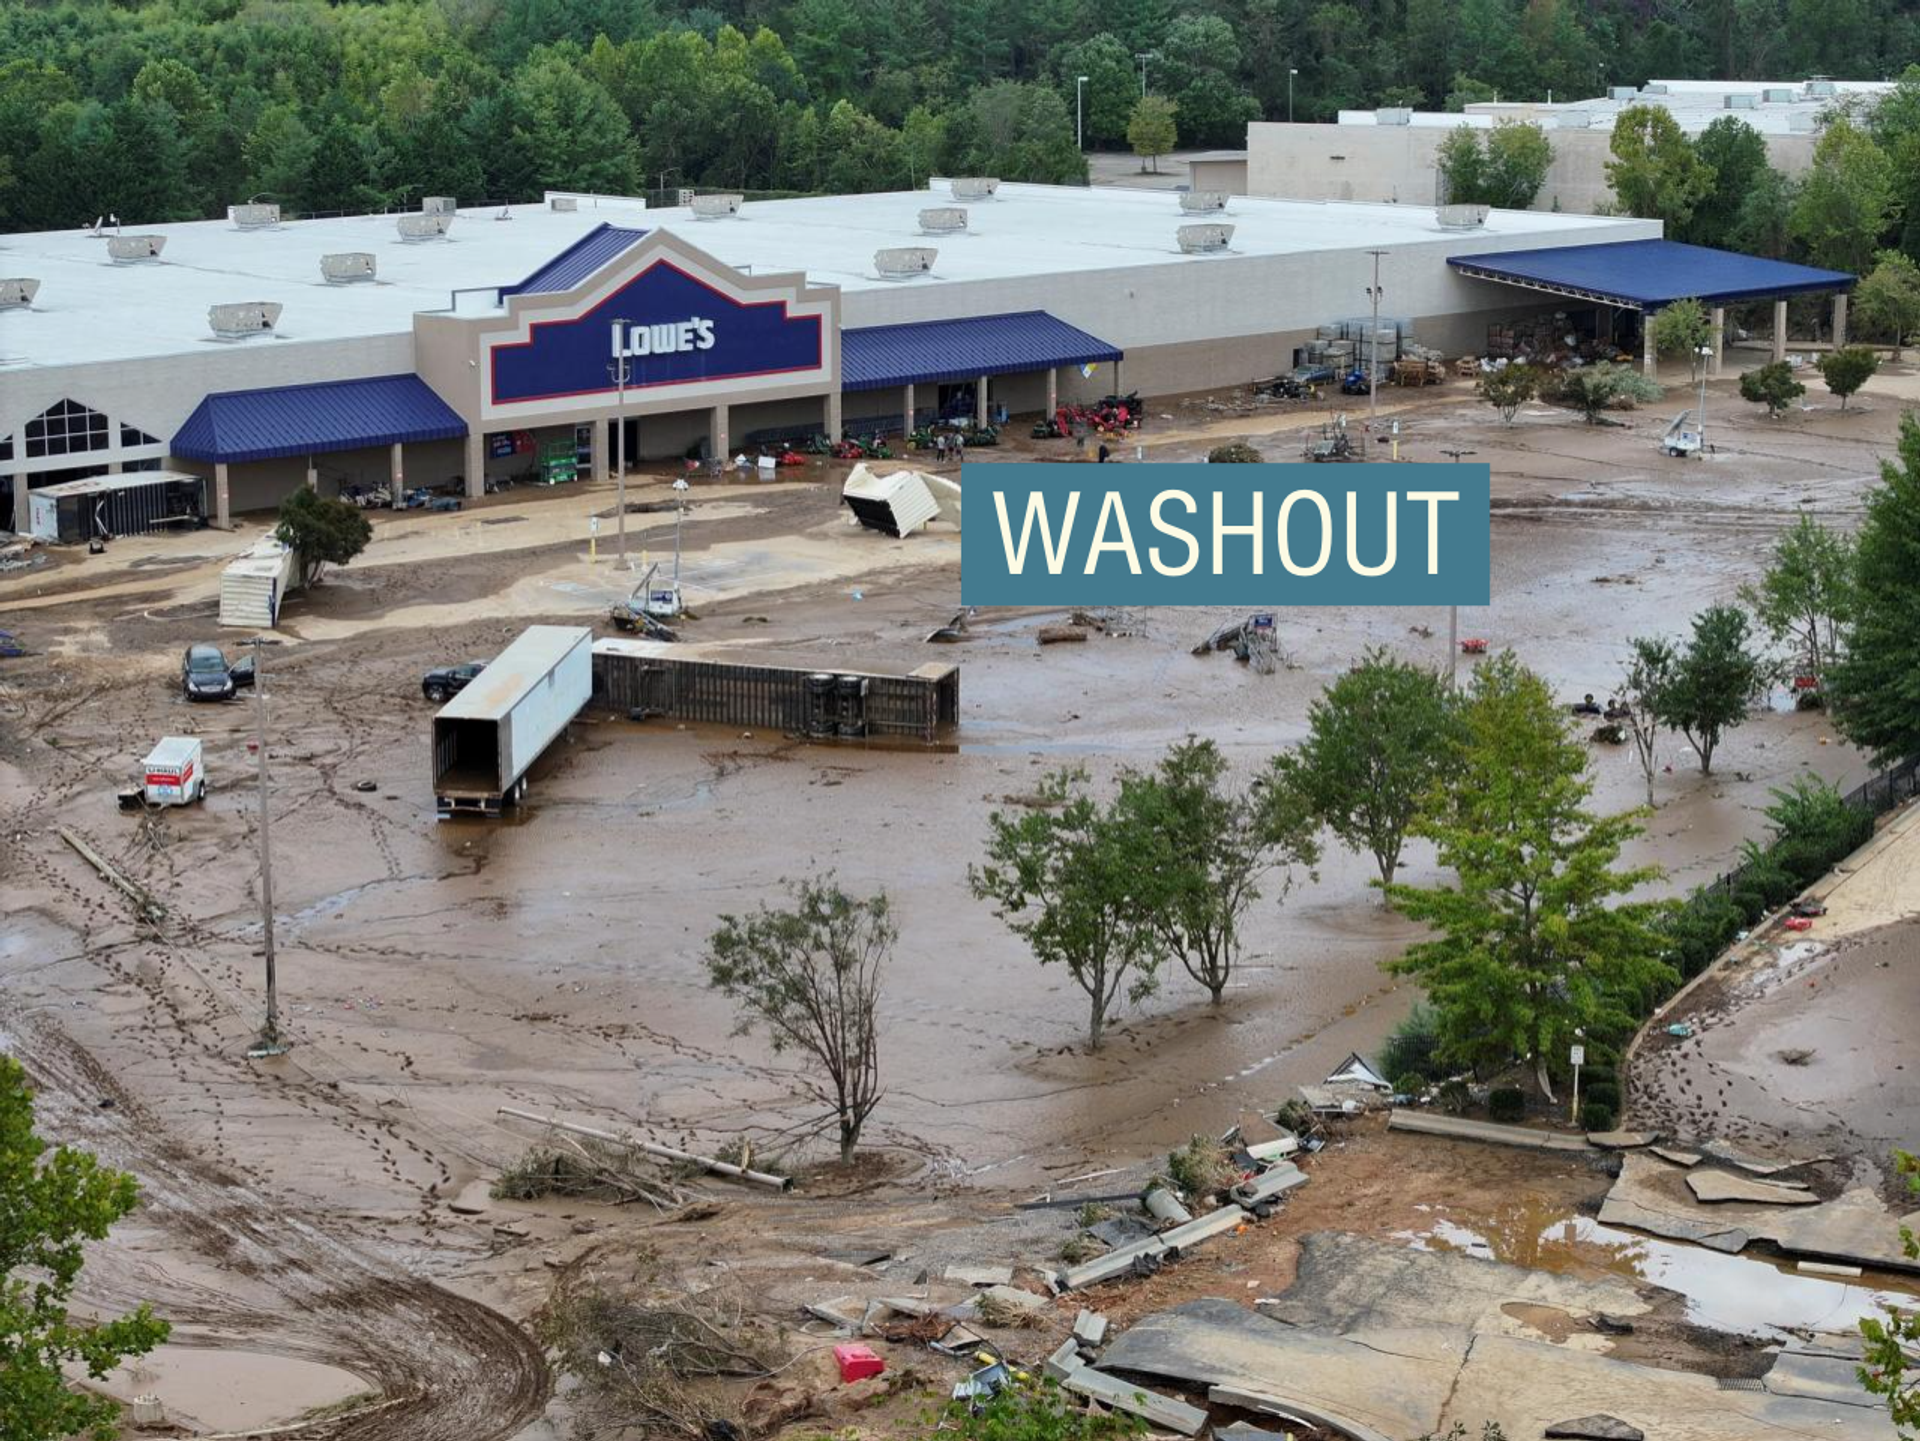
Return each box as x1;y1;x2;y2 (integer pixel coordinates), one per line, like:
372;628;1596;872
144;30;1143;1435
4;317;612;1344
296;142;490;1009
1448;240;1853;310
842;311;1123;391
172;375;467;464
502;223;649;298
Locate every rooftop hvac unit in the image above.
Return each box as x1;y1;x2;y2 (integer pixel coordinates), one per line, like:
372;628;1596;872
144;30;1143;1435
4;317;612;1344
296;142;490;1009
1375;107;1412;125
919;206;968;234
1725;93;1758;109
677;188;695;207
1436;203;1491;229
950;177;999;201
397;212;453;241
422;196;457;214
1807;78;1837;97
1763;87;1796;103
550;196;579;212
1177;223;1233;254
874;247;937;279
209;301;283;340
1608;86;1638;101
107;234;166;263
689;193;743;219
1180;191;1228;213
228;202;280;229
321;252;377;284
0;278;40;309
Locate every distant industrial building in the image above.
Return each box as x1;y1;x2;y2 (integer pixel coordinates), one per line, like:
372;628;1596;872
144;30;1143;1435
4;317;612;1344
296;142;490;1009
1241;78;1894;212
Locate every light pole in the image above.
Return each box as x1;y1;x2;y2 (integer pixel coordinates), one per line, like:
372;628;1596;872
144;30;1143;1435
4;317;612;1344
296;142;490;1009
1288;68;1299;123
607;323;632;568
671;476;689;592
1136;52;1156;98
1365;249;1387;426
1695;343;1711;451
1440;448;1476;689
245;636;287;1059
1076;75;1089;151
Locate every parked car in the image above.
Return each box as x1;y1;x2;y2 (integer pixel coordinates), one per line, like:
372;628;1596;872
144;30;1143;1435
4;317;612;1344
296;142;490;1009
422;660;487;703
181;643;253;702
1292;364;1336;386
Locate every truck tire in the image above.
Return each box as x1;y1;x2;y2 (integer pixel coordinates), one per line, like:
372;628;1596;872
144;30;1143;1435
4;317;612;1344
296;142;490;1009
425;684;448;703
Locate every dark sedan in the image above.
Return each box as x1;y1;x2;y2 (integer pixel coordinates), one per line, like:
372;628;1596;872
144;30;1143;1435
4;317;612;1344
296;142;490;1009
181;644;253;701
422;661;487;704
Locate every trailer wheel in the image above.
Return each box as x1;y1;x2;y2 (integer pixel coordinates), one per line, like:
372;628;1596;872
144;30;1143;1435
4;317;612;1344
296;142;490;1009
425;684;448;703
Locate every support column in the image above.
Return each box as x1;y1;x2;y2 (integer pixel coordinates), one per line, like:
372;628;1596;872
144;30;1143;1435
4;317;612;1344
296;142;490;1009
710;404;729;468
824;391;842;443
975;373;990;428
305;454;318;491
215;462;231;529
1832;292;1848;351
108;460;123;475
464;432;485;501
9;474;27;536
1709;306;1725;378
902;383;915;434
1773;299;1788;363
1641;321;1656;379
389;441;405;509
1046;367;1059;415
590;422;608;484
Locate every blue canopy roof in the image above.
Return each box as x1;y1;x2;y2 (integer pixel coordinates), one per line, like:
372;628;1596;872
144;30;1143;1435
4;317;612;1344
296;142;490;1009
172;375;467;464
1449;240;1853;310
842;311;1123;391
503;224;648;298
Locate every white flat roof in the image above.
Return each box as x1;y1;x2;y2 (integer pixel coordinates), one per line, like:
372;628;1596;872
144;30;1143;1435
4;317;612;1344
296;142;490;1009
2;183;1644;371
1335;77;1892;137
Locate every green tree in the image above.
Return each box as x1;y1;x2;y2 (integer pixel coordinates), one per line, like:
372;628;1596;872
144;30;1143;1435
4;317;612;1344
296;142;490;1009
510;52;633;193
1556;362;1663;424
1729;166;1802;260
958;82;1085;186
1125;93;1177;174
244;102;318;211
1827;414;1920;766
1483;120;1552;209
971;768;1157;1050
1647;605;1766;775
705;876;890;1164
1739;360;1806;417
1056;34;1136;148
1606;105;1713;230
1117;737;1319;1005
275;488;373;588
1620;637;1676;809
1385;652;1675;1099
1271;648;1460;891
1853;251;1920;358
1688;116;1770;248
1;1055;170;1441
1738;513;1855;683
1818;345;1880;410
1792;118;1894;277
1859;1150;1919;1434
1649;298;1711;378
1479;362;1539;424
1436;126;1487;206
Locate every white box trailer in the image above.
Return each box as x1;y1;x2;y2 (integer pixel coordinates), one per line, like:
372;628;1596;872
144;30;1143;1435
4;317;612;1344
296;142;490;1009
142;737;206;805
220;534;299;628
431;625;591;816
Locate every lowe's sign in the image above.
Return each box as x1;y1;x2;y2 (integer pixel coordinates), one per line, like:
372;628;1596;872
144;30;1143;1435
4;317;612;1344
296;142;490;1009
487;258;828;409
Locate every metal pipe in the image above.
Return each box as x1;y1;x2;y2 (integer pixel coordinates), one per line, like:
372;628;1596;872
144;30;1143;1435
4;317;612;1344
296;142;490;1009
496;1106;793;1190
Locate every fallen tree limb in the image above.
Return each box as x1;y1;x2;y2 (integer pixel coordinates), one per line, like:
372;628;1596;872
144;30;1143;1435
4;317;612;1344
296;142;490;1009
58;826;167;923
497;1107;793;1191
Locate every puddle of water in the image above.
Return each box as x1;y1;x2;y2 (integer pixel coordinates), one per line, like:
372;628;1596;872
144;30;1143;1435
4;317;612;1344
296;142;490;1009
70;1344;367;1432
1398;1209;1920;1337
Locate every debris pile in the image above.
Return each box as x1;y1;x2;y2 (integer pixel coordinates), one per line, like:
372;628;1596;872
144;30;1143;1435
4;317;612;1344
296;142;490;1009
1192;614;1281;673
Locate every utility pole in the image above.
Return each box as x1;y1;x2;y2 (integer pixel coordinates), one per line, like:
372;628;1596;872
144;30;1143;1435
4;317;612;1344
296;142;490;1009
608;323;631;568
1076;75;1089;152
671;476;689;592
1440;448;1476;690
1365;250;1387;427
1288;68;1299;123
246;636;287;1059
1136;52;1155;98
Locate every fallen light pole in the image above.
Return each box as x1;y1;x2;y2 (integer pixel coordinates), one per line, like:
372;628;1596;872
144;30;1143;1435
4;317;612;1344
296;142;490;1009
246;635;288;1059
497;1106;793;1191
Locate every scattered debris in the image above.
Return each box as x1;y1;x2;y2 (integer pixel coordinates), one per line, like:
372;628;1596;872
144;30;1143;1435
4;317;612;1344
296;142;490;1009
1586;1130;1659;1149
1686;1170;1821;1206
832;1343;885;1383
1797;1260;1864;1278
1666;1022;1695;1038
490;1140;687;1209
58;827;167;924
1059;1362;1208;1435
1192;613;1282;672
1545;1417;1645;1441
1036;625;1088;645
973;1287;1046;1328
497;1107;792;1191
1774;1047;1817;1066
1071;1310;1109;1349
1651;1146;1702;1167
1142;1185;1194;1226
926;608;973;643
943;1264;1014;1288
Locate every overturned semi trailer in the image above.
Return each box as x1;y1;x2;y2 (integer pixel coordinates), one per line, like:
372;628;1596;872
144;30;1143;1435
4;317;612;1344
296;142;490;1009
591;639;958;745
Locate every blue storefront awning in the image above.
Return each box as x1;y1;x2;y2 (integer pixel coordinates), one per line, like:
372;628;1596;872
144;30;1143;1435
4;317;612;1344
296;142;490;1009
1448;240;1854;310
502;223;649;298
172;375;468;464
843;311;1123;391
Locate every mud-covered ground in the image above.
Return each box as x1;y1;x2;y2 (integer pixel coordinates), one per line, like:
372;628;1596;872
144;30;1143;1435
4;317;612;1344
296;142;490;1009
2;359;1912;1435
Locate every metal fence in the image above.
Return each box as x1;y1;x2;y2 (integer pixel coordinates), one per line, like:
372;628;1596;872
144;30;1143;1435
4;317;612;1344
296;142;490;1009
1695;755;1918;902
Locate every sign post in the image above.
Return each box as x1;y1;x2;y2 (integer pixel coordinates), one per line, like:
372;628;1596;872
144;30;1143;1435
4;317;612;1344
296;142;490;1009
589;513;599;562
1569;1037;1585;1127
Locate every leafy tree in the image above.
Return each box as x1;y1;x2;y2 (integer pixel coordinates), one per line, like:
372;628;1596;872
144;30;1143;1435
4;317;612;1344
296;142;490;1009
1117;737;1318;1005
275;488;373;588
1555;363;1663;424
1620;637;1676;808
1859;1150;1919;1435
511;53;633;192
1818;345;1880;410
1056;34;1135;147
1739;361;1805;417
244;102;319;211
1444;74;1499;112
1385;652;1675;1100
1792;118;1895;277
1125;93;1177;174
1827;414;1920;766
1479;363;1538;424
1436;125;1486;206
1649;298;1710;378
1647;605;1766;775
1606;105;1713;230
956;81;1085;186
971;769;1157;1050
1738;513;1855;684
705;876;890;1163
1271;648;1460;891
1437;122;1550;209
1729;166;1802;260
2;1055;170;1441
1853;251;1920;358
1687;115;1770;249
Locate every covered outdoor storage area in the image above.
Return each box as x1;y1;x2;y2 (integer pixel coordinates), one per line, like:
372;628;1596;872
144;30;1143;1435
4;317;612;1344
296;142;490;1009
1448;240;1855;377
840;311;1124;435
170;374;468;526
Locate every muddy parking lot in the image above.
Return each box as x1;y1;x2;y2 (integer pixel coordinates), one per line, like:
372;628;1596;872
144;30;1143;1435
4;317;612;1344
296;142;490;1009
2;363;1912;1435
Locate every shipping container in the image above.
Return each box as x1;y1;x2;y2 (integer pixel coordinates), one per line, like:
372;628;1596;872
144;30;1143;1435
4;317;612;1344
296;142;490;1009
28;472;208;544
432;625;592;815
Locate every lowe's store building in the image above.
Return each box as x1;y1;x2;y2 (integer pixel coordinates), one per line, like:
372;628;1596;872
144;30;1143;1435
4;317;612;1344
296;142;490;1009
0;181;1852;533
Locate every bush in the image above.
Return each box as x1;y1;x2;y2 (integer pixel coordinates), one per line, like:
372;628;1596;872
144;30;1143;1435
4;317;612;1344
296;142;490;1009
1208;442;1263;463
1583;1078;1621;1113
1580;1100;1617;1132
1379;1002;1444;1082
1661;891;1746;978
942;1379;1146;1439
1488;1087;1526;1123
1394;1072;1427;1098
1164;1133;1234;1200
1438;1079;1471;1113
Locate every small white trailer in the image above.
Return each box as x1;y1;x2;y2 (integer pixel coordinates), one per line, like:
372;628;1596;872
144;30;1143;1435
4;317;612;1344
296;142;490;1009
141;737;206;805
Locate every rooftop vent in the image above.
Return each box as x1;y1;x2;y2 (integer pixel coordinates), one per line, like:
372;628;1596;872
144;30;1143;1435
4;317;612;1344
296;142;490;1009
1725;93;1758;109
1437;203;1492;229
422;196;457;214
1608;86;1638;101
321;252;377;284
874;247;937;279
950;177;999;201
919;206;968;234
1807;78;1837;97
1177;223;1234;254
1376;107;1412;125
397;212;453;242
690;193;744;219
1180;191;1228;213
1763;87;1796;103
550;196;578;212
0;278;40;309
209;301;282;340
107;235;166;263
229;202;281;230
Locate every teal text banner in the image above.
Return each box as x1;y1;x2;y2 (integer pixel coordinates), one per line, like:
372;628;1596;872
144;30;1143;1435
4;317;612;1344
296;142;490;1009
959;462;1492;607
